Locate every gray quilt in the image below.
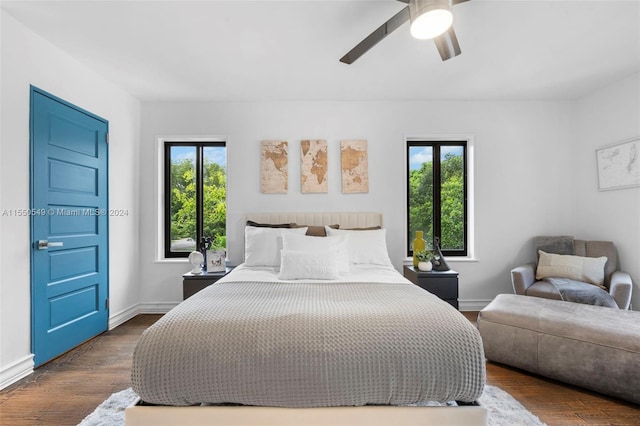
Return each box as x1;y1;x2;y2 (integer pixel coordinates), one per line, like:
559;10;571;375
544;277;618;308
131;280;486;407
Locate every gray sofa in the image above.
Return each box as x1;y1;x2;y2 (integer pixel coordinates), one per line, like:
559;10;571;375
478;294;640;404
511;238;632;309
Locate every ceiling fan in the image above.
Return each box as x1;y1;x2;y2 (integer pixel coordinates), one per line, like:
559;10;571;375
340;0;471;64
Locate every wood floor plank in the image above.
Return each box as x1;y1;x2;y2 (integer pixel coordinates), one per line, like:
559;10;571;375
0;313;638;425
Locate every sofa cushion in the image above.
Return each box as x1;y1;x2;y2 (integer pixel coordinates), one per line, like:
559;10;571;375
574;240;618;287
537;299;640;352
481;294;640;353
525;281;563;300
536;250;607;287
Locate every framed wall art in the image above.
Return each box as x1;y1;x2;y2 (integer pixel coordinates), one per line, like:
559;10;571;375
300;139;328;193
206;250;226;272
340;139;369;193
260;140;288;193
596;137;640;191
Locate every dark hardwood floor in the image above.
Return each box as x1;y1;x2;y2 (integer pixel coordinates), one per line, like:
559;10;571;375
0;313;638;425
0;315;155;426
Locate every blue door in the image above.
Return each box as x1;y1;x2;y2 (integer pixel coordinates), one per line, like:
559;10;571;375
30;87;109;367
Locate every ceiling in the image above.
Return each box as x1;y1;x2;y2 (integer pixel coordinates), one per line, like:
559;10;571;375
2;0;639;102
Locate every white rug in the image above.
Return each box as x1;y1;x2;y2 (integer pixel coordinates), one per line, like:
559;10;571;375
78;385;546;426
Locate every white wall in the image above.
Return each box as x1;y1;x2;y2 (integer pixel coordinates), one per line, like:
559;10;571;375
574;72;640;309
0;11;141;387
139;100;575;309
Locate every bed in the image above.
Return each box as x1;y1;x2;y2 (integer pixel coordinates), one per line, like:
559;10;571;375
127;212;487;425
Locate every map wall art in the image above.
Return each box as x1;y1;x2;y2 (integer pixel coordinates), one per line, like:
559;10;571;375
300;139;328;193
261;140;288;193
340;139;369;193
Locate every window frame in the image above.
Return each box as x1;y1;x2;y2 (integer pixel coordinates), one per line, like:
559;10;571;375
163;140;226;259
406;139;468;258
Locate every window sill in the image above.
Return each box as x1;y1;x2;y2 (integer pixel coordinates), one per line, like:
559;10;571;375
402;257;478;264
154;257;231;265
154;258;189;264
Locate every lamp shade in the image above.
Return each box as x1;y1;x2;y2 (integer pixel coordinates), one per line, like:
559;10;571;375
409;0;453;40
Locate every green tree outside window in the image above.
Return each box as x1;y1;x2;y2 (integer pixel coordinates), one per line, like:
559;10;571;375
408;142;467;256
165;143;226;257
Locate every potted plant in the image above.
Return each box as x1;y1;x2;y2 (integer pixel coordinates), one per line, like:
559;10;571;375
415;250;434;272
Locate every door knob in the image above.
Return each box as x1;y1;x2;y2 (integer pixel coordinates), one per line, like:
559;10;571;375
37;240;64;250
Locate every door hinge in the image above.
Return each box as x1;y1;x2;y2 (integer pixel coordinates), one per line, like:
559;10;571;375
105;133;109;144
105;298;109;310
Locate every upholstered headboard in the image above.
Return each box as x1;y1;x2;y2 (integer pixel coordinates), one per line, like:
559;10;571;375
244;212;383;229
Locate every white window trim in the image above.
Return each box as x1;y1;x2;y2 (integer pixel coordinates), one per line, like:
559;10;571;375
404;134;477;263
155;135;227;263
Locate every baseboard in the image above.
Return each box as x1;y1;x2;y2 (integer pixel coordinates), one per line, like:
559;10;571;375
109;303;141;330
459;299;492;312
109;302;178;328
0;354;34;390
138;302;179;314
1;303;176;391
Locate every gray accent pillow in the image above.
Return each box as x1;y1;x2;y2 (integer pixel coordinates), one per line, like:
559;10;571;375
535;236;574;258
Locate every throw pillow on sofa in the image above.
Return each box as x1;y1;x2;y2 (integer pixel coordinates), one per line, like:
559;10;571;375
535;250;607;288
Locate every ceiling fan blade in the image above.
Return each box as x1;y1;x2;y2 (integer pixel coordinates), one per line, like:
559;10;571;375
340;6;410;64
433;25;461;61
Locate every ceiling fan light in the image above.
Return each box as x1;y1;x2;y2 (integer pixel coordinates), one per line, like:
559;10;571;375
409;0;453;40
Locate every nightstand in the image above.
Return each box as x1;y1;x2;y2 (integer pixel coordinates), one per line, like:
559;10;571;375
182;266;234;300
403;265;459;309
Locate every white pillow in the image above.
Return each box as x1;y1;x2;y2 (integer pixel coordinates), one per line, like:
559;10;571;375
282;233;350;273
325;227;392;266
279;249;341;280
536;250;607;287
244;226;308;267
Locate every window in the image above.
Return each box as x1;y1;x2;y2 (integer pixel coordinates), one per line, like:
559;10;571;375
164;141;226;258
407;140;467;257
